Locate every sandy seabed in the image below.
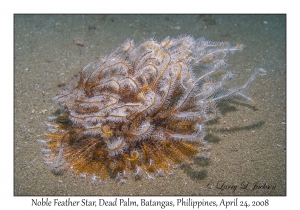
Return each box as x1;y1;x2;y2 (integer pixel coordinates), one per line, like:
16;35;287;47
14;14;286;196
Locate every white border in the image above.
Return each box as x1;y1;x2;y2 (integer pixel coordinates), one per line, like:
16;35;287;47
2;0;296;209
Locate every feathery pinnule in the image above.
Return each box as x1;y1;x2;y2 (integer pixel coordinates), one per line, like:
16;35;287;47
39;35;262;183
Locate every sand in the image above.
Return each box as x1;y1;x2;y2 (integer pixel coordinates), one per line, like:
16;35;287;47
14;14;286;196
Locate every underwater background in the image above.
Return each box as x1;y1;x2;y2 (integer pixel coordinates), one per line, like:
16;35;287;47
14;14;286;196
